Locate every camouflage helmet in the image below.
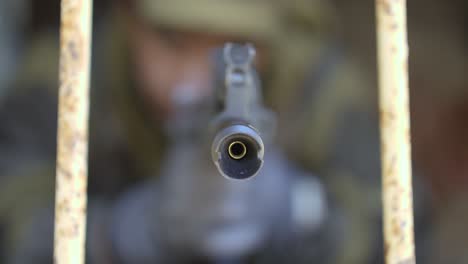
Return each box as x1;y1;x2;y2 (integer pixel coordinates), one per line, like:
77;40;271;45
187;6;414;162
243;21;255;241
135;0;334;39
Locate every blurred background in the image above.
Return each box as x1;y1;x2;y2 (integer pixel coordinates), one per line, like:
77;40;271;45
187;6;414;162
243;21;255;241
0;0;467;263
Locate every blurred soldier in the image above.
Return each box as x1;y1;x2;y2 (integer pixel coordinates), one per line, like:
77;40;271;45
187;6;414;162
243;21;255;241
0;0;382;263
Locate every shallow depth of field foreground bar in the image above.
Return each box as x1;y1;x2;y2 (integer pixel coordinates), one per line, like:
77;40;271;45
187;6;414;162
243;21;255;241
376;0;416;263
53;0;93;263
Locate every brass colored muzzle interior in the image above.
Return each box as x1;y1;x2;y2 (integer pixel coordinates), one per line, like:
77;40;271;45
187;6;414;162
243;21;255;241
228;141;247;160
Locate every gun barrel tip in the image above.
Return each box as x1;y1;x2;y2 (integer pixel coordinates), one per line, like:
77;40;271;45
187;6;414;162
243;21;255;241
211;125;264;180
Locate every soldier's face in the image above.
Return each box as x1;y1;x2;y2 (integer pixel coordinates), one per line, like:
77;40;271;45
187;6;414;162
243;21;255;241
127;17;267;118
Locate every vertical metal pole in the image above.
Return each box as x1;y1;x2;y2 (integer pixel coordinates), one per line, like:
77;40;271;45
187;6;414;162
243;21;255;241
54;0;92;263
376;0;416;263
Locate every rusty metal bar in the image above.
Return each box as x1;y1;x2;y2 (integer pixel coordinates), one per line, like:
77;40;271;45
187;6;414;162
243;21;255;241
54;0;93;263
376;0;416;263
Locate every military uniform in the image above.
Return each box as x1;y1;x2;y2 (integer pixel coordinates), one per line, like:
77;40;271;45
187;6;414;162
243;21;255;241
0;0;382;263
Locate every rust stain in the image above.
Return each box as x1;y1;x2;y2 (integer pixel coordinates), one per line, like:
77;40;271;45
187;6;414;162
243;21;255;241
384;241;390;259
390;23;399;31
378;0;394;16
